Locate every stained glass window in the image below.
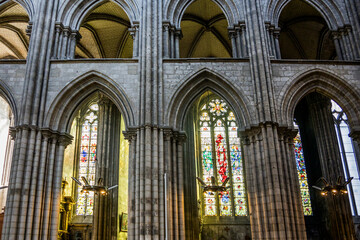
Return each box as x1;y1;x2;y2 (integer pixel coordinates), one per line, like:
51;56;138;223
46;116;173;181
198;98;247;217
76;103;98;216
293;126;312;216
331;100;360;216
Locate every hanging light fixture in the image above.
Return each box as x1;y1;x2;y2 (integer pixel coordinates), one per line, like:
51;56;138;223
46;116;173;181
312;176;353;196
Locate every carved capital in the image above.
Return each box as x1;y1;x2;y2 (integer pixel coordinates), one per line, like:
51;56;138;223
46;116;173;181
163;128;173;141
58;133;73;147
123;127;138;142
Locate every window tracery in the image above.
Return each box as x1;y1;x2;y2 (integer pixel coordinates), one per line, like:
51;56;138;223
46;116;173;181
75;103;98;216
198;98;247;217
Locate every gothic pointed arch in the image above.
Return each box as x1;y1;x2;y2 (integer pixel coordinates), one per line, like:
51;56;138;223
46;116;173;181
0;78;17;124
45;71;135;133
0;0;30;59
279;69;360;128
265;0;347;29
166;68;252;130
165;0;241;28
58;0;139;30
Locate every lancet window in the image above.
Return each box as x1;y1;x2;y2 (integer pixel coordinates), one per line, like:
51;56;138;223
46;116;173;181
332;100;360;215
293;125;313;216
75;103;99;216
198;98;247;217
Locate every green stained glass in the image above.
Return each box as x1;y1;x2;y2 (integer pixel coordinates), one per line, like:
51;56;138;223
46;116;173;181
294;131;313;216
76;103;98;216
198;97;247;217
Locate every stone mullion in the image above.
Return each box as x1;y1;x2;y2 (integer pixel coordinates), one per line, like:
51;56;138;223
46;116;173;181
40;136;58;239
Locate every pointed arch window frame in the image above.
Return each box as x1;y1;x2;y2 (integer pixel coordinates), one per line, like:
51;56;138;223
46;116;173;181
196;95;248;218
73;102;99;217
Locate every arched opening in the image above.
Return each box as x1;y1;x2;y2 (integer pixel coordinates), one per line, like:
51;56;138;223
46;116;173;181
0;95;14;236
60;93;129;240
293;92;357;239
179;0;232;58
75;1;133;59
0;1;29;59
183;90;250;239
278;0;337;60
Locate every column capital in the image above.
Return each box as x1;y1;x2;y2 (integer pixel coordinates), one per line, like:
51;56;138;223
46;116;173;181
349;127;360;142
123;127;138;142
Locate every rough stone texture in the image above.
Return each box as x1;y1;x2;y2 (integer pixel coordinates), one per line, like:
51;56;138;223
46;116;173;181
0;0;358;239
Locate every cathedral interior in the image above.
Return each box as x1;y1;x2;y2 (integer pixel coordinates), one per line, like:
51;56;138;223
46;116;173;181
0;0;359;239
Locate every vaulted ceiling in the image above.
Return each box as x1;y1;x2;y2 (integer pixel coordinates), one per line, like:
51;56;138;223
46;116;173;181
0;1;29;59
279;0;337;60
180;0;231;58
75;1;133;59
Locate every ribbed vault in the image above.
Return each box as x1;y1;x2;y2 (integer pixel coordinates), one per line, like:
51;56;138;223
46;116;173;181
75;1;133;59
180;0;231;58
279;0;336;60
0;1;29;59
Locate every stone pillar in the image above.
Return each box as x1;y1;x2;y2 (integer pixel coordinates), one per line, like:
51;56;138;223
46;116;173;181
331;31;344;60
228;29;238;58
93;97;121;240
163;22;170;58
240;123;306;239
123;128;138;240
68;31;80;59
273;28;281;59
174;28;182;58
129;22;139;58
304;93;355;240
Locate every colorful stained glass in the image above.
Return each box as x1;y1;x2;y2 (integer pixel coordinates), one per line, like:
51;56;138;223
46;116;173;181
76;103;98;216
199;97;247;217
294;131;313;216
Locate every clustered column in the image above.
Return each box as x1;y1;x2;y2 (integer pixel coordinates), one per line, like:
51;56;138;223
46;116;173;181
305;94;355;239
240;123;306;239
93;96;121;240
